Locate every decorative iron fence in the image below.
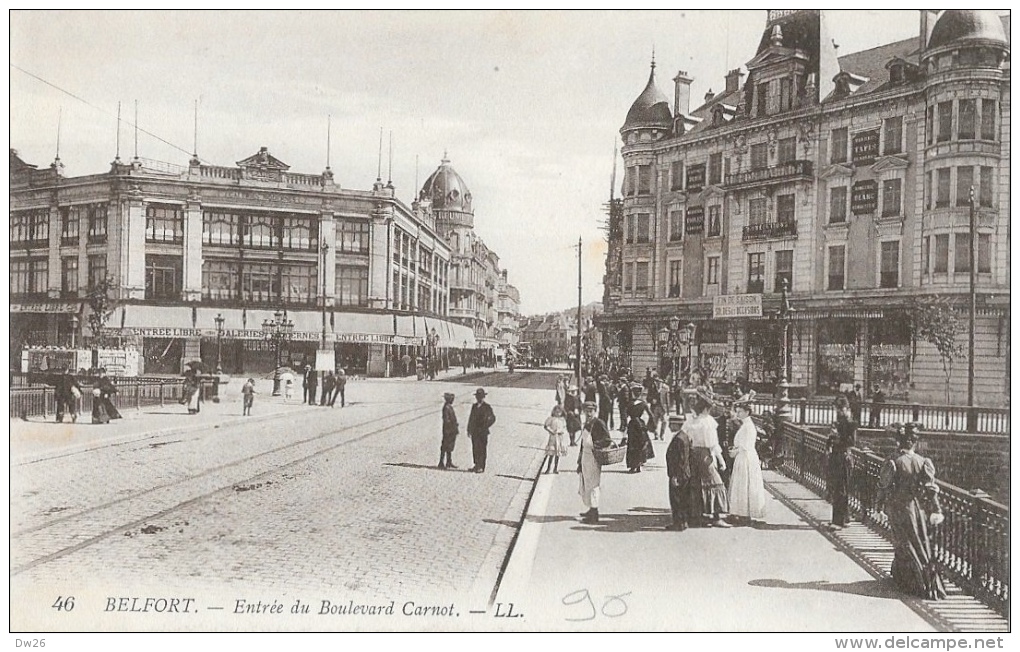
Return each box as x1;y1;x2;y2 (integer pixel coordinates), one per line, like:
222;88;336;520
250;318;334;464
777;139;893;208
10;379;185;420
748;396;1008;435
770;418;1009;616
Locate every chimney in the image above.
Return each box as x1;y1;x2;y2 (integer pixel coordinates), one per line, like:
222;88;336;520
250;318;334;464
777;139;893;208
919;10;938;54
673;70;693;117
725;68;744;93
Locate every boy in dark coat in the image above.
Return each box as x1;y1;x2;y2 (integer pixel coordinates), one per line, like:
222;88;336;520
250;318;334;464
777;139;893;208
439;392;459;469
665;415;693;531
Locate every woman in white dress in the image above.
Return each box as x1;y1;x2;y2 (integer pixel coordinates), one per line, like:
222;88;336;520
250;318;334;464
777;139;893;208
727;401;766;524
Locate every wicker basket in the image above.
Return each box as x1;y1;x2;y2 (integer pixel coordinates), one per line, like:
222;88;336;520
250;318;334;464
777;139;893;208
593;443;626;466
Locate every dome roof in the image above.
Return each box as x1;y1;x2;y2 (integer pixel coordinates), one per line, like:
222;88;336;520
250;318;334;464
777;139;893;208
420;154;472;213
928;10;1008;51
622;63;672;131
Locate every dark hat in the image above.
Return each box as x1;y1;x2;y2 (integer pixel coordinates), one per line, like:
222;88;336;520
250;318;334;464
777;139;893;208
583;400;597;409
443;392;455;399
475;388;487;397
732;399;751;412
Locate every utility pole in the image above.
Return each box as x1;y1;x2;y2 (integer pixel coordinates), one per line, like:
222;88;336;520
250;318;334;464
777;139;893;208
967;186;977;432
576;236;583;392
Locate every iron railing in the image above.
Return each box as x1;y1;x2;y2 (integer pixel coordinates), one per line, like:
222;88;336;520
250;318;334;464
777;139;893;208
770;418;1009;616
747;396;1008;435
10;379;185;420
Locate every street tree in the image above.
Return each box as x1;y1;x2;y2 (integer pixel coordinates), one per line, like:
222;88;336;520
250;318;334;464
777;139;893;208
910;295;964;405
86;275;118;349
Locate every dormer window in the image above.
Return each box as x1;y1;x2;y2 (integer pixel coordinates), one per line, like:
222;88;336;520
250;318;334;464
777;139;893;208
889;63;904;84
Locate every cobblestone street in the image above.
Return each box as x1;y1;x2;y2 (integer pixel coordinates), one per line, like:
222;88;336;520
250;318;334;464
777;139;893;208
11;375;555;631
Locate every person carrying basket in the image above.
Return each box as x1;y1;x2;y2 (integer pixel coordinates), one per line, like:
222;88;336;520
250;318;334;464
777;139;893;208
578;401;615;524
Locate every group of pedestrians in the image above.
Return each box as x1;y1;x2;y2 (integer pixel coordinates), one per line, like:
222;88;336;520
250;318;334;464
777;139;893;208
300;365;347;408
437;387;496;473
50;367;122;425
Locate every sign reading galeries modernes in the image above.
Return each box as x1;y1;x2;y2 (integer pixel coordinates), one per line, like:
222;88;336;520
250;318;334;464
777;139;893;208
712;293;763;319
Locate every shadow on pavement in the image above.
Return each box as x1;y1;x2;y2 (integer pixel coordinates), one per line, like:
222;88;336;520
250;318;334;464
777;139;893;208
749;578;903;600
524;515;582;525
482;518;522;528
383;461;472;473
496;474;534;482
569;512;672;533
749;521;816;531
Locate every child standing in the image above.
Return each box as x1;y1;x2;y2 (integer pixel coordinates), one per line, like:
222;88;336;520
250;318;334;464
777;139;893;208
284;378;294;402
542;405;567;474
242;378;257;416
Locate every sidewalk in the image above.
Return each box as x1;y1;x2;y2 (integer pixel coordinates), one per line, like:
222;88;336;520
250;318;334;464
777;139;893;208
495;435;1006;632
10;377;310;463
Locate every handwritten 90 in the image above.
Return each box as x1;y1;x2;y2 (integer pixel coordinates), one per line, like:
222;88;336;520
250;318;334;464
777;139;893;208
562;589;631;621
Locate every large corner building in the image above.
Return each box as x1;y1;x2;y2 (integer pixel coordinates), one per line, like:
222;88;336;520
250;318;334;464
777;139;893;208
600;10;1010;406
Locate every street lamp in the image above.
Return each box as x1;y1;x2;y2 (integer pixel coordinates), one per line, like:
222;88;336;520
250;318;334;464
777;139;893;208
69;314;79;349
775;277;794;428
214;313;225;374
463;339;468;375
263;308;294;396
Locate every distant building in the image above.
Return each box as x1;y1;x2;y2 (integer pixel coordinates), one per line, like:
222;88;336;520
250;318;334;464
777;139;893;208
418;155;520;356
9;147;473;377
600;10;1010;406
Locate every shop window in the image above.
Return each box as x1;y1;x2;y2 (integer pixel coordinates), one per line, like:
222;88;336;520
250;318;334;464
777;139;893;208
956;166;974;206
933;234;949;273
869;316;912;400
880;241;899;288
145;204;184;244
958;99;976;140
981;99;996;140
668;260;681;298
746;322;782;385
829;186;847;224
747;253;765;293
827;245;845;290
937;101;952;142
883;116;903;154
145;255;182;300
882;179;902;217
816;320;857;395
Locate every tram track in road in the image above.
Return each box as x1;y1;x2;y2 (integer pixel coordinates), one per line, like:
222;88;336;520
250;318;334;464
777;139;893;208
10;403;436;577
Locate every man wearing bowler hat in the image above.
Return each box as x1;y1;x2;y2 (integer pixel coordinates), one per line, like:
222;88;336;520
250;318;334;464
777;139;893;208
467;387;496;473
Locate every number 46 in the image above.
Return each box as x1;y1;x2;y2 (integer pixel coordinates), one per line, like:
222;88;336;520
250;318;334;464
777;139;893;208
51;596;75;612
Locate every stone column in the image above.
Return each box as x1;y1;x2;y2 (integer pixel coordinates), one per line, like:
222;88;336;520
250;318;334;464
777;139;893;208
121;192;147;300
182;193;204;302
369;201;393;310
47;205;61;298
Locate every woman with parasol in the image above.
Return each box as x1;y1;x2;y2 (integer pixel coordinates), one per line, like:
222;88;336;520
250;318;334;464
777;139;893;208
182;361;203;414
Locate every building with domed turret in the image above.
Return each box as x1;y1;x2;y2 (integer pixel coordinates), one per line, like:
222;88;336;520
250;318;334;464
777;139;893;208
418;155;520;357
600;10;1009;407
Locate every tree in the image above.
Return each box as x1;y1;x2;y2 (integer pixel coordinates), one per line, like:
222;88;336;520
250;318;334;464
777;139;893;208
86;275;117;349
910;295;964;405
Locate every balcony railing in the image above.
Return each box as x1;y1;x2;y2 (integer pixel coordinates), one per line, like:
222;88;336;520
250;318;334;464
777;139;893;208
725;159;813;190
742;220;798;241
766;418;1008;616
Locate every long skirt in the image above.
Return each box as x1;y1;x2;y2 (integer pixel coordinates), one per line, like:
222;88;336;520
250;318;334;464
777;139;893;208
92;399;110;424
625;424;651;469
692;446;728;515
728;449;766;520
888;497;947;600
186;388;201;414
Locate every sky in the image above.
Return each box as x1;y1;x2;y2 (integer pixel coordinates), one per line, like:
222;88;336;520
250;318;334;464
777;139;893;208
10;10;924;315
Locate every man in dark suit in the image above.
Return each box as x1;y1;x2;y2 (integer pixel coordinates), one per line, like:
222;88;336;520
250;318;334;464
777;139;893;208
467;388;496;473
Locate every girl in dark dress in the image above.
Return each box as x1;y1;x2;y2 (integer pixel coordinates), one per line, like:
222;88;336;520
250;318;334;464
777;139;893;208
625;385;652;473
878;423;947;600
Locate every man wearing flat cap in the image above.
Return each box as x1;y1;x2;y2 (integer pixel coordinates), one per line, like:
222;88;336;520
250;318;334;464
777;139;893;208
467;388;496;473
578;400;614;524
439;392;459;470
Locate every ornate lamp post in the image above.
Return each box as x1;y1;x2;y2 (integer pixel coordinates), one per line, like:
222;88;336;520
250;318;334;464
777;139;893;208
775;277;794;430
214;312;225;374
262;309;294;396
69;314;79;349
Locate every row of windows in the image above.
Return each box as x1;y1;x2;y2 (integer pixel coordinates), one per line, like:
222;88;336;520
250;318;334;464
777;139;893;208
926;99;996;145
829;116;904;166
920;233;992;276
199;260;372;306
202;210;321;250
393;269;448;314
12;254;106;297
925;166;995;210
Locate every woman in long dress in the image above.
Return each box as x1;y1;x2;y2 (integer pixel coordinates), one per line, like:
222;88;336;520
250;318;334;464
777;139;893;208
91;387;110;424
727;401;766;524
879;423;947;600
183;370;202;414
96;370;122;420
542;404;567;474
625;384;652;473
682;391;730;527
